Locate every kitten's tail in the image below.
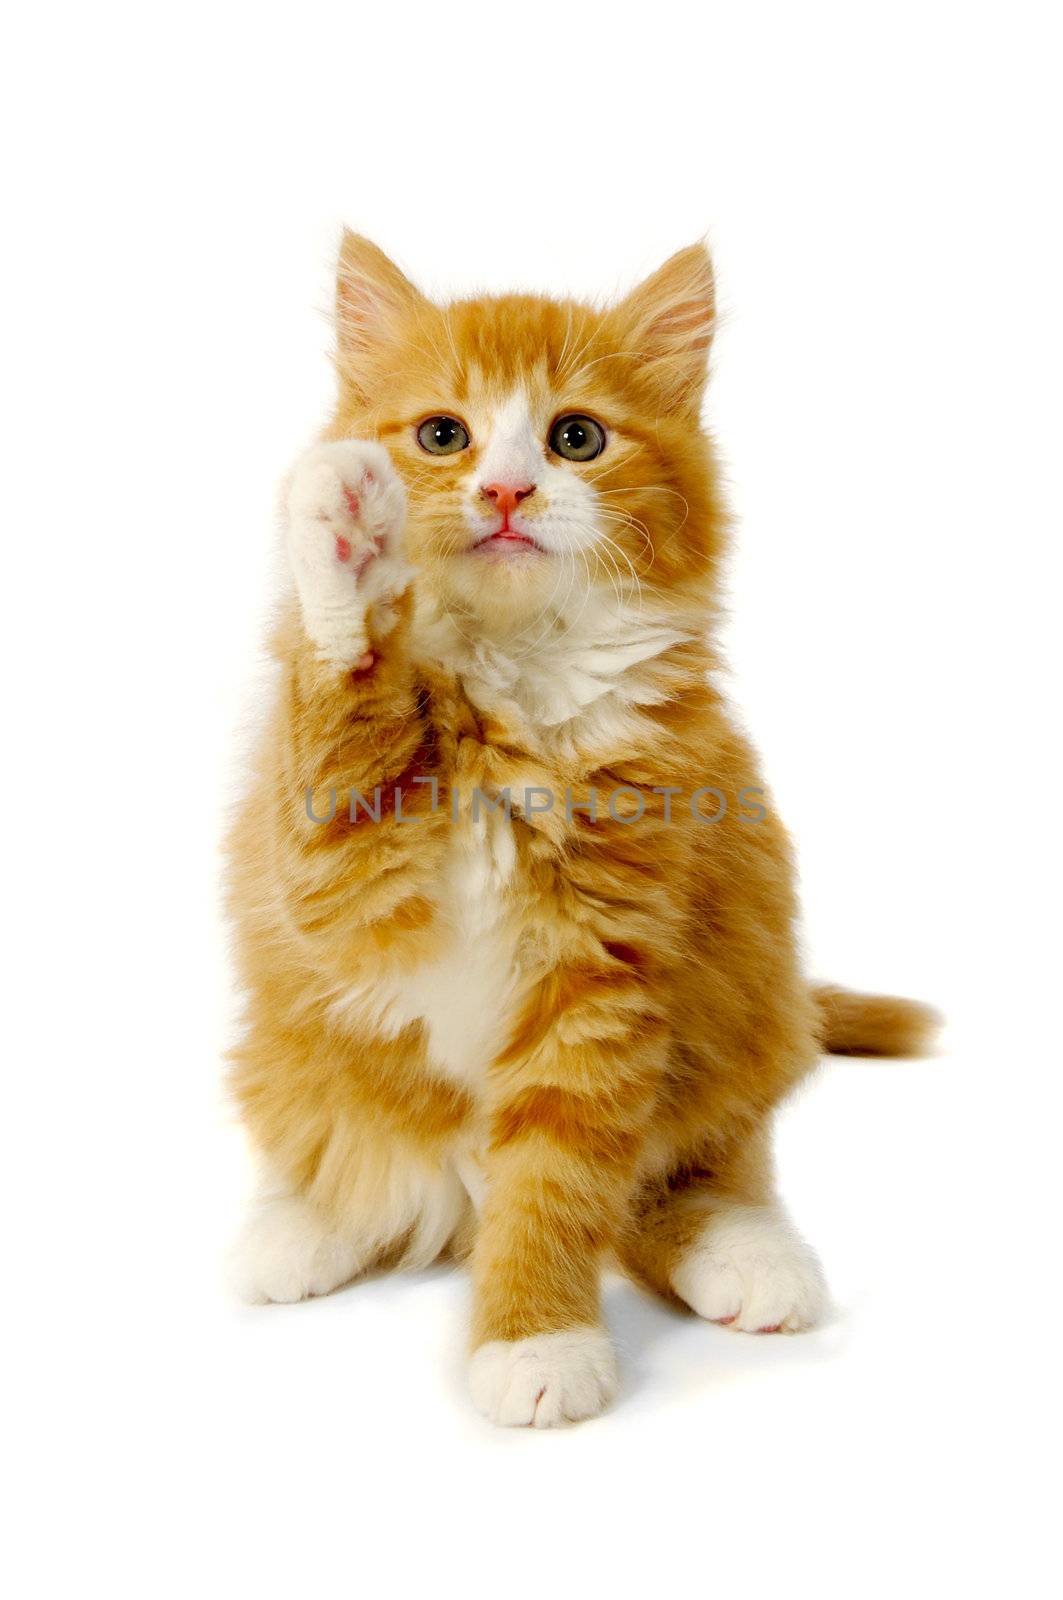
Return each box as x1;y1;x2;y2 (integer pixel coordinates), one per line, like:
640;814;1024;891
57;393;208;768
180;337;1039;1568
812;984;941;1058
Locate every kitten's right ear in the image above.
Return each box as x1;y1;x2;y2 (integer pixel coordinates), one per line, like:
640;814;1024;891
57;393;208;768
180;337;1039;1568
335;232;426;390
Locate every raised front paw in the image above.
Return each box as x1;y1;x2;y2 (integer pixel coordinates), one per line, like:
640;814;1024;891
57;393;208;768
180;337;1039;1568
284;439;409;669
469;1328;619;1428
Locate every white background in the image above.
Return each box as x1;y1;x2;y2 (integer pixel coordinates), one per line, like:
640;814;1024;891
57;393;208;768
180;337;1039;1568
5;4;1060;1596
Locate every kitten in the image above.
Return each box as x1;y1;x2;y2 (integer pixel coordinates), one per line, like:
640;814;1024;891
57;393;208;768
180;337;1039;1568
226;233;935;1426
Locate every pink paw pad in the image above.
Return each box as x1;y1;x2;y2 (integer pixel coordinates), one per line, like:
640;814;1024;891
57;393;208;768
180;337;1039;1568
757;1324;783;1334
335;534;352;562
342;486;361;518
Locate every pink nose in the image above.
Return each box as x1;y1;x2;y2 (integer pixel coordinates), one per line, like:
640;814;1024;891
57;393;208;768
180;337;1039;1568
482;482;535;519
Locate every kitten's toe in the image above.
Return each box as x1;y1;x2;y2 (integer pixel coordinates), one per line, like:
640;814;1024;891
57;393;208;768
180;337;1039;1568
228;1193;366;1306
672;1203;827;1333
469;1328;618;1428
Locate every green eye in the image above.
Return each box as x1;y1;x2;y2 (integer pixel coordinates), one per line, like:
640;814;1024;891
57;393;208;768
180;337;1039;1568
416;416;470;455
549;414;606;462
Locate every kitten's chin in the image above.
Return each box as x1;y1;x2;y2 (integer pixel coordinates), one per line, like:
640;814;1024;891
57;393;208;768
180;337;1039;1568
432;552;568;630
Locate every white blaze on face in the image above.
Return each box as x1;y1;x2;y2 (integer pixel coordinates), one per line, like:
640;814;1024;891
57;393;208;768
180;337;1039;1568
463;389;602;555
473;391;545;496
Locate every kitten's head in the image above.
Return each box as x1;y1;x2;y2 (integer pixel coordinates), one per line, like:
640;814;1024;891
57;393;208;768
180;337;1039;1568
329;233;724;632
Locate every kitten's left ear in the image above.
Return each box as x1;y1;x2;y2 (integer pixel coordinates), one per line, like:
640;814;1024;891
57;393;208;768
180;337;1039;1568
335;231;428;392
609;243;715;412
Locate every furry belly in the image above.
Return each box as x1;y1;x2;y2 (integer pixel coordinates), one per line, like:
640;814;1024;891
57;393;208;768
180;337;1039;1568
328;815;519;1090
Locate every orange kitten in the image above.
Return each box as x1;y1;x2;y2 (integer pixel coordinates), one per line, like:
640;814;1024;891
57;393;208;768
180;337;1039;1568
226;233;936;1426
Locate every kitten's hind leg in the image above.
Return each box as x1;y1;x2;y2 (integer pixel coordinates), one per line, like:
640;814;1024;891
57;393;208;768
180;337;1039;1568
228;1142;471;1307
669;1200;827;1333
228;1186;373;1305
622;1126;828;1334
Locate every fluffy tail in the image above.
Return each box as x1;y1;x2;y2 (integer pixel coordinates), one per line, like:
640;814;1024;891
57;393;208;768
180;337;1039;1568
812;984;941;1058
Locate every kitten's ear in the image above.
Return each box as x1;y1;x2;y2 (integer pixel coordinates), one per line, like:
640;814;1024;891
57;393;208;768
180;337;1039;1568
610;243;715;411
335;231;427;389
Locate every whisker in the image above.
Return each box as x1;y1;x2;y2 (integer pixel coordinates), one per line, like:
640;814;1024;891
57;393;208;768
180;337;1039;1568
561;348;644;387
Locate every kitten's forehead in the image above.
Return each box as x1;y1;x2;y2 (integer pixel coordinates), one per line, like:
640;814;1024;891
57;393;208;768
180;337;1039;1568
465;375;552;435
462;360;550;414
444;295;603;400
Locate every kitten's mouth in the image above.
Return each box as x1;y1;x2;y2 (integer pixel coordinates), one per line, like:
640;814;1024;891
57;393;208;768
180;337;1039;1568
471;524;543;556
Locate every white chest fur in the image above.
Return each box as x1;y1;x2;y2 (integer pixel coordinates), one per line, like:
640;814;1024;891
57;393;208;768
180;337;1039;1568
328;809;520;1090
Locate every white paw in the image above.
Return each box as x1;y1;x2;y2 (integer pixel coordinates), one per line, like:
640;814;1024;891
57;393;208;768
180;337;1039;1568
469;1328;618;1428
228;1192;368;1305
284;438;410;669
671;1203;827;1333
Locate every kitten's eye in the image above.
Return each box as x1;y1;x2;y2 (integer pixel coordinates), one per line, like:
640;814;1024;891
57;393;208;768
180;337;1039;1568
417;416;470;455
549;414;606;462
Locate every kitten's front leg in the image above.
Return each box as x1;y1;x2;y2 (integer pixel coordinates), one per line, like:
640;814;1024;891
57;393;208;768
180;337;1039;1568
469;967;666;1427
285;438;411;671
272;437;440;960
